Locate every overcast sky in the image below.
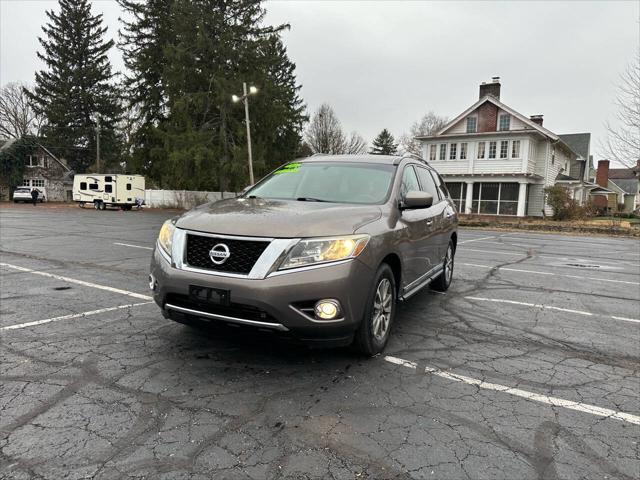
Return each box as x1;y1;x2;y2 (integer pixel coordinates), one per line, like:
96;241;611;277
1;0;638;162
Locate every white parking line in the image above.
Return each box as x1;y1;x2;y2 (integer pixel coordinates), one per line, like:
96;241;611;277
458;262;640;286
464;296;640;323
0;262;153;301
114;242;153;251
458;236;495;245
1;302;153;331
383;356;640;425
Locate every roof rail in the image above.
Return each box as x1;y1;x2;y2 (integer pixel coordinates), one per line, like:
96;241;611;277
402;153;430;166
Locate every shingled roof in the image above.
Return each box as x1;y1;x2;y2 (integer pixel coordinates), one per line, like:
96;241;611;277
558;133;590;160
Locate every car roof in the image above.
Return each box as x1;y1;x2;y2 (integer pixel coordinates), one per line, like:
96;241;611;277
297;154;430;167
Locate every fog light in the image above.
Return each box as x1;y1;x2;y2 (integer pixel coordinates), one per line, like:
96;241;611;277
314;299;341;320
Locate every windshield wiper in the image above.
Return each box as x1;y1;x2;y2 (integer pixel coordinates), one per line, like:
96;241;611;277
296;197;331;202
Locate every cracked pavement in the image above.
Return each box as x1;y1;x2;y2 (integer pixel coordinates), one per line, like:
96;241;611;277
1;204;638;479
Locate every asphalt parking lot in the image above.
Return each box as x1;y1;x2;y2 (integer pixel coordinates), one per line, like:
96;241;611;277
1;204;638;480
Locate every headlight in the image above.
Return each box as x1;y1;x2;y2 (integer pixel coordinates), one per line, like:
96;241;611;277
157;220;176;256
279;235;369;270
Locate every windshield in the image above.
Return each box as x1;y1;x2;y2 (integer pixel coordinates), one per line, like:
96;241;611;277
246;162;396;204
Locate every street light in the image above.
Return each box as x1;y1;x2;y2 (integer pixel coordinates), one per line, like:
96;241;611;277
232;82;258;185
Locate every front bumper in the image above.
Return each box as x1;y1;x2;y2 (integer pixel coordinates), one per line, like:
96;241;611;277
150;247;374;343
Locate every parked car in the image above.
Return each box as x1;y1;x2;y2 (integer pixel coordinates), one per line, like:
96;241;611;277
13;187;45;203
149;154;458;355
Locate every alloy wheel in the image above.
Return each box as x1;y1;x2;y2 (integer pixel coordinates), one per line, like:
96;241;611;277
372;277;393;341
445;245;454;284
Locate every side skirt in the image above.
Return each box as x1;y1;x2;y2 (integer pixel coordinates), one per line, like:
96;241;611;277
399;266;444;301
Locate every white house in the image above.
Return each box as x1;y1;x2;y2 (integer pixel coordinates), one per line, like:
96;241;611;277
416;77;589;217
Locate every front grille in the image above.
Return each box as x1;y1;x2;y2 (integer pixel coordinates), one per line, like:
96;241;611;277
185;234;269;274
165;293;277;323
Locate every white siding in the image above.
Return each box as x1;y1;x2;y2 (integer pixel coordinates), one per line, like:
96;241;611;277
445;118;471;134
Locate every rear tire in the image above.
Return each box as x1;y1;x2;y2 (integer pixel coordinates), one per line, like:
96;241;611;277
79;202;85;208
354;263;396;356
431;240;454;292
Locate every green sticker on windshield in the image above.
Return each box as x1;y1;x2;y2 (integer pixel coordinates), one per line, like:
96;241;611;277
275;162;302;174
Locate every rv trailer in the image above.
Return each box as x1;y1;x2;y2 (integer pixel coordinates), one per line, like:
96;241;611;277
73;174;145;210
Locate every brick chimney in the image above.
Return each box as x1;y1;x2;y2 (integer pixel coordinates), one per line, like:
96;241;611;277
596;160;610;188
479;76;501;100
530;115;544;126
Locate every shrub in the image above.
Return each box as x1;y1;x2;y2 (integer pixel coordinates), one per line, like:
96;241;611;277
545;185;580;220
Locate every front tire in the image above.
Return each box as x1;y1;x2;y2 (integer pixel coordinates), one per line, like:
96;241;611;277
354;264;396;356
431;240;455;292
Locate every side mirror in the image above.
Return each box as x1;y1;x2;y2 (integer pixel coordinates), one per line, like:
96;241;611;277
401;191;433;210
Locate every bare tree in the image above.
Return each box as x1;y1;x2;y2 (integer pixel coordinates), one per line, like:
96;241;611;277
304;103;367;154
602;53;640;168
344;131;367;154
0;82;44;139
398;111;448;157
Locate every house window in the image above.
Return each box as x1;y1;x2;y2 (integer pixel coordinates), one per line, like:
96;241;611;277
22;179;31;186
471;182;519;215
80;182;87;190
477;142;486;159
466;117;477;133
446;182;467;213
511;140;520;158
460;143;468;160
449;143;457;160
429;145;437;161
27;155;39;167
439;144;447;161
488;141;497;159
500;141;509;159
31;179;45;188
499;114;510;131
89;184;99;190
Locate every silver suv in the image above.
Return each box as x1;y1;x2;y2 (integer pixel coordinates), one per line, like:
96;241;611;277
149;154;458;355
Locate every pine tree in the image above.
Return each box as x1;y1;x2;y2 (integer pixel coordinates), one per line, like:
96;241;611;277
371;129;398;155
118;0;306;190
27;0;120;172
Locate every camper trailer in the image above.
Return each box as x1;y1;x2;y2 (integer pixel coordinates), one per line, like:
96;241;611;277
73;174;145;210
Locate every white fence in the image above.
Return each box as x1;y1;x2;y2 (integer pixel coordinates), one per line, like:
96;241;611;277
144;190;238;209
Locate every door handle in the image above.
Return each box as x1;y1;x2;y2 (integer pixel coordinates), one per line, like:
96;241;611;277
426;219;433;226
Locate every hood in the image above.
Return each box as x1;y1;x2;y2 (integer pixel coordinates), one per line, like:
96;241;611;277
175;197;382;238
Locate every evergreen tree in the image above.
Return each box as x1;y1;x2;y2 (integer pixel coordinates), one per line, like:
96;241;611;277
371;129;398;155
26;0;120;173
118;0;306;190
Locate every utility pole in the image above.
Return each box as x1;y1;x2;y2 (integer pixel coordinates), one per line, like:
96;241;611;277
232;83;258;185
243;83;254;185
96;117;101;172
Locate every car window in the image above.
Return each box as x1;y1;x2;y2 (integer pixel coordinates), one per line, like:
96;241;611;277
430;170;449;199
247;162;395;204
400;166;420;198
415;166;440;201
